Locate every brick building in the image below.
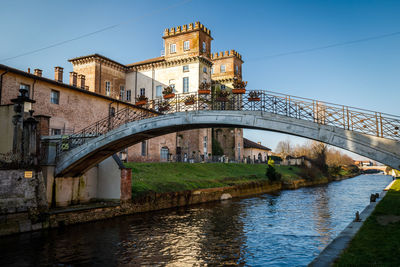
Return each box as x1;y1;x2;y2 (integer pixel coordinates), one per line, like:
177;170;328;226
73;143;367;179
68;21;245;162
0;64;154;156
1;21;245;162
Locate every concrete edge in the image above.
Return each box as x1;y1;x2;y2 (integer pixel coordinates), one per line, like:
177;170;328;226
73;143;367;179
308;187;391;266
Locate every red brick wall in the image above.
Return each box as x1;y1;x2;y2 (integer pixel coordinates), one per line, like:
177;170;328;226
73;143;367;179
1;71;144;135
120;168;132;201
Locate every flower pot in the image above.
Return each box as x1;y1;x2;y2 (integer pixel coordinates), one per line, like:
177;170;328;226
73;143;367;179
248;97;261;102
163;93;175;99
159;106;170;112
232;88;246;94
198;89;211;95
136;100;147;106
185;101;195;105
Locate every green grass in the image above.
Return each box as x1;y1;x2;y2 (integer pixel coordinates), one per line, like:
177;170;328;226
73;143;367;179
335;179;400;266
124;162;302;197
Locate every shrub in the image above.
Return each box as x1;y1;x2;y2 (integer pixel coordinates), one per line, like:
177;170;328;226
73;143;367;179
266;165;282;182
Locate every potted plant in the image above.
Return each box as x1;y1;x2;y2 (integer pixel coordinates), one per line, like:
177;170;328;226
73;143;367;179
184;95;196;105
216;90;230;102
163;86;175;99
135;95;148;106
158;101;170;112
248;91;261;101
232;78;247;94
198;82;211;94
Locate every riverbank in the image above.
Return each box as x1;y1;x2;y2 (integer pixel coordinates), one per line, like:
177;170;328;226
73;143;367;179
0;163;358;237
125;162;358;198
334;179;400;266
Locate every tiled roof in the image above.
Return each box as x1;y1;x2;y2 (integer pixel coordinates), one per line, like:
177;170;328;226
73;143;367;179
243;138;271;151
126;56;165;67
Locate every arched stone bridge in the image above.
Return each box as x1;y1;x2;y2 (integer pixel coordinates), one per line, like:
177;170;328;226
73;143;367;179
53;90;400;177
55;110;400;177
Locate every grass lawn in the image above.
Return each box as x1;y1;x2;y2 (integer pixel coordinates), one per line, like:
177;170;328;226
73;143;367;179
335;179;400;266
124;162;302;196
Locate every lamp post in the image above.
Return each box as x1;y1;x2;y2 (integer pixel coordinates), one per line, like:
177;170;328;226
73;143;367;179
10;87;36;166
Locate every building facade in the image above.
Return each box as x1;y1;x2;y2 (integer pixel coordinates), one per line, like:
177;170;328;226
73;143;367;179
68;21;245;162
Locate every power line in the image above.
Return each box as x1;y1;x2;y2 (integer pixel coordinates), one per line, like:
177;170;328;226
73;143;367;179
0;0;193;62
247;30;400;62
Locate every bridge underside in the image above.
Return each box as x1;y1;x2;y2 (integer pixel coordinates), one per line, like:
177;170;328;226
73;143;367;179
55;111;400;177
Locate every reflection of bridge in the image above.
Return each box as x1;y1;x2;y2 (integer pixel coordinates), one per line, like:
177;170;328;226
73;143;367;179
53;90;400;177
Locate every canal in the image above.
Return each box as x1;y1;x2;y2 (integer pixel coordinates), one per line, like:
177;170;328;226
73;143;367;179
0;174;392;266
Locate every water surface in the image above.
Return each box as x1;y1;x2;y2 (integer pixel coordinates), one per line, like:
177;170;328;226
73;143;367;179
0;174;392;266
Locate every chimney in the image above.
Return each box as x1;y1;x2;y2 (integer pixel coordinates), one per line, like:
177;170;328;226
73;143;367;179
257;142;261;145
78;74;85;89
69;72;77;87
54;66;63;82
34;69;42;77
27;68;30;73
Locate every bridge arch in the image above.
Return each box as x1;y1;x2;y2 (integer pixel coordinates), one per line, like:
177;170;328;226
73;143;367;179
55;110;400;177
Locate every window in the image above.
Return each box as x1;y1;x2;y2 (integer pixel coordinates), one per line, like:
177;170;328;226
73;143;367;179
203;67;207;73
156;85;162;97
183;77;189;93
126;90;131;102
119;85;125;100
202;42;206;52
170;43;176;53
140;88;145;96
105;81;111;96
183;41;190;50
50;90;60;104
183;65;189;72
203;78;207;84
221;85;226;90
19;84;30;97
211;67;214;74
235;65;239;74
161;147;169;161
51;128;61;135
141;141;146;156
220;65;226;73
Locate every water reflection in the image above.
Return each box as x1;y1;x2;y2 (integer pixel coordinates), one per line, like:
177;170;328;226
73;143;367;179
0;174;392;266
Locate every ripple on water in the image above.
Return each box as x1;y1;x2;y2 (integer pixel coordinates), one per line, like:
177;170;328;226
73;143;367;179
0;174;392;266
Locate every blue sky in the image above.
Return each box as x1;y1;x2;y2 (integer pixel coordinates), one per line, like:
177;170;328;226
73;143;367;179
1;0;400;159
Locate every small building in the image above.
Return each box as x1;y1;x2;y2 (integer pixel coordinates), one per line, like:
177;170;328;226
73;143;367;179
281;155;312;167
243;138;271;163
355;160;374;167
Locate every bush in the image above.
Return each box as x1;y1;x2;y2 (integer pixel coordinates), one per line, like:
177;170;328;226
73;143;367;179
299;165;322;181
266;165;282;182
212;138;224;156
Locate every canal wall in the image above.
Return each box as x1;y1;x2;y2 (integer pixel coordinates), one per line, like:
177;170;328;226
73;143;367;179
309;179;394;266
0;175;354;236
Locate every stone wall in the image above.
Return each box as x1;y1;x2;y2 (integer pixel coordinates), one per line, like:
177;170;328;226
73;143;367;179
0;170;47;214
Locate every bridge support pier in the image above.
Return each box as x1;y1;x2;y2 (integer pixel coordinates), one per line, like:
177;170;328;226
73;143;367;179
42;155;131;207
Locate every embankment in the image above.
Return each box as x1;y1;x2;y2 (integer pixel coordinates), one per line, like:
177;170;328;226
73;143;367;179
0;163;358;236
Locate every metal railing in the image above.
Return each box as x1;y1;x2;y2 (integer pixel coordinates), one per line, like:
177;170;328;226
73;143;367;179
56;90;400;157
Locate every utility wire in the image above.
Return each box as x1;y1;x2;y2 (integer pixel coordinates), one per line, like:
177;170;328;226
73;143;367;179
0;0;193;62
247;30;400;62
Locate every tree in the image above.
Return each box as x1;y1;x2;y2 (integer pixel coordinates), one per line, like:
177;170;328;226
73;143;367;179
310;141;328;174
275;139;293;159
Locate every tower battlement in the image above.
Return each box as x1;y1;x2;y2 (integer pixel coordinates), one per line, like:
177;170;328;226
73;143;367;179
163;21;211;37
211;50;242;60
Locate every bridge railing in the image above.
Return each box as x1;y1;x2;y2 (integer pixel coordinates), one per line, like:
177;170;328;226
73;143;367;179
56;90;400;157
